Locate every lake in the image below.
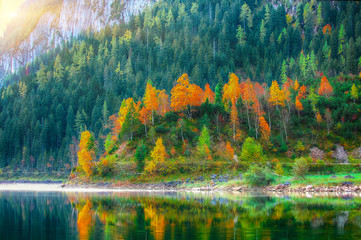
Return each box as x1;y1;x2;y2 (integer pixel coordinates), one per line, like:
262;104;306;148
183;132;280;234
1;187;361;239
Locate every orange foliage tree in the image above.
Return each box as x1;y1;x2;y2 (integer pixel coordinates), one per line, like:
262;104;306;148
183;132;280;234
224;141;234;161
294;79;300;91
157;90;170;116
259;116;271;143
203;83;215;103
295;97;303;116
230;102;239;142
189;83;204;107
139;106;151;137
171;73;190;112
170;73;203;119
144;81;159;125
77;130;96;178
318;75;333;97
322;24;332;35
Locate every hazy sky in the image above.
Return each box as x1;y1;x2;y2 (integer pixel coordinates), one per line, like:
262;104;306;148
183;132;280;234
0;0;26;36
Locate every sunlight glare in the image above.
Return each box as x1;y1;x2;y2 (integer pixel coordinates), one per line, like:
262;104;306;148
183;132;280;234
0;0;26;36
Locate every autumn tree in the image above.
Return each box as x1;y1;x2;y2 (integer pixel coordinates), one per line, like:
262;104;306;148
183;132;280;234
269;81;285;107
145;138;167;174
295;97;303;117
157;90;170;116
171;73;190;113
139;106;151;138
318;76;333;97
223;73;241;106
77;130;96;178
170;73;203;119
188;83;204;108
259;116;271;143
203;83;215;103
230;103;239;142
118;98;140;140
144;81;159;125
351;84;358;103
224;142;234;161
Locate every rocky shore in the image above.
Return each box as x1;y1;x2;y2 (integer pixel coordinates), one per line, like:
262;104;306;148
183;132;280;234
9;173;354;194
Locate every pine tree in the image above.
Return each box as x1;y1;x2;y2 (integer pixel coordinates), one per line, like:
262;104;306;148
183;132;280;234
197;125;212;160
236;26;247;46
135;142;147;172
260;20;266;42
338;25;345;55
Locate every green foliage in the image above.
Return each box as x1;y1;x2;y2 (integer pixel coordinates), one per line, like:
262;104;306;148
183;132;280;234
104;135;117;154
197;125;211;157
0;0;361;173
97;155;117;178
348;156;361;164
135;142;147;172
244;165;276;186
292;158;309;179
240;138;263;162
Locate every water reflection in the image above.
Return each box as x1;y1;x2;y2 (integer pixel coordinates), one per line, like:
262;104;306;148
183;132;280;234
1;191;361;239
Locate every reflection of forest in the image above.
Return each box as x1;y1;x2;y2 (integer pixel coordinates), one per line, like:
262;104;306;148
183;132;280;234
1;192;361;240
69;192;361;240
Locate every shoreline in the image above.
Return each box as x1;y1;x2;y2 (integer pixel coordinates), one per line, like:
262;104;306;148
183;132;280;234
0;181;360;195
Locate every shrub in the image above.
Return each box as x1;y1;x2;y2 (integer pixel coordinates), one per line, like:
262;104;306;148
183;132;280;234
155;124;169;134
97;155;116;177
274;161;285;176
240;137;263;162
244;165;276;186
292;158;309;179
349;156;361;163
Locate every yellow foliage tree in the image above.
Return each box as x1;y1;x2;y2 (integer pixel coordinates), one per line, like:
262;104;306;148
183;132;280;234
223;73;241;106
269;81;285;107
145;138;167;174
78;131;95;178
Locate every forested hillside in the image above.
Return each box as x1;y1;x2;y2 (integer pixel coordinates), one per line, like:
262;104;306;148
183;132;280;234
0;0;361;173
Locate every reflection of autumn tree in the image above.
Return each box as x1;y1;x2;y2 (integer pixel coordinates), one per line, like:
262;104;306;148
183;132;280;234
144;205;167;240
77;200;94;240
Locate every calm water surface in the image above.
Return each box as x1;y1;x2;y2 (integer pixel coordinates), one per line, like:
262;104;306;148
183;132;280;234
1;189;361;240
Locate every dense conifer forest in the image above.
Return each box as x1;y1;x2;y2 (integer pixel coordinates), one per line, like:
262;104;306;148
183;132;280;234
0;0;361;178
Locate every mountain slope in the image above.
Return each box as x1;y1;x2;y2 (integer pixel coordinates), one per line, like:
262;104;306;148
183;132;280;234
0;0;156;85
0;0;360;172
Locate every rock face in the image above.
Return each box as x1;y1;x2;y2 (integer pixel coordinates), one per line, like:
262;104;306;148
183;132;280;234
332;144;348;163
351;147;361;159
0;0;156;85
309;147;325;160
